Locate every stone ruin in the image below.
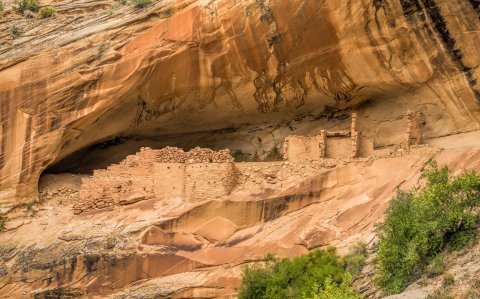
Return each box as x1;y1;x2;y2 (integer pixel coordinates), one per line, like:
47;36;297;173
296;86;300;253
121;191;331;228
73;147;239;214
404;109;424;151
73;111;423;214
283;113;372;161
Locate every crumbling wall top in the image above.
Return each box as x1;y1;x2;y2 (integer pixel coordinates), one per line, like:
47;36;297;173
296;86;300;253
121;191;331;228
134;146;234;164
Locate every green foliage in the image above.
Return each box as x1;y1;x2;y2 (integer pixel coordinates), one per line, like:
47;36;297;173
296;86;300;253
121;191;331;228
13;0;39;13
0;0;4;14
263;145;283;161
117;0;127;4
375;161;480;294
130;0;151;9
38;6;56;18
0;215;8;232
308;274;360;299
238;246;364;299
10;26;22;38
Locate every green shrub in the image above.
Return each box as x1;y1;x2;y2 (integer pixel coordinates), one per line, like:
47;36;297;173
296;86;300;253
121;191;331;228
38;6;56;18
307;274;360;299
238;247;363;299
375;162;480;294
13;0;39;13
131;0;151;9
0;215;8;232
10;26;22;38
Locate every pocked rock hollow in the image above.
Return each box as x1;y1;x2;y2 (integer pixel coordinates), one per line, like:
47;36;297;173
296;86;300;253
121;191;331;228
2;0;480;207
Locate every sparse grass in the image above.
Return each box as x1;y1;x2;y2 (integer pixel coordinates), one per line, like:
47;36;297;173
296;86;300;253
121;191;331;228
427;254;446;278
0;215;8;232
10;26;22;38
131;0;151;9
116;0;127;5
38;6;55;18
375;161;480;294
426;288;454;299
0;0;4;16
443;273;455;287
342;241;368;276
13;0;39;13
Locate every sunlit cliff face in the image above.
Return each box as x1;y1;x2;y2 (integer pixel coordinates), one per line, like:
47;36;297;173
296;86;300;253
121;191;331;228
1;0;480;206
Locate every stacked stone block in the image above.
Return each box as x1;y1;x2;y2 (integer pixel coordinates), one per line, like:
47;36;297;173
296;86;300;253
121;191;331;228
74;147;238;214
283;113;360;161
404;110;424;151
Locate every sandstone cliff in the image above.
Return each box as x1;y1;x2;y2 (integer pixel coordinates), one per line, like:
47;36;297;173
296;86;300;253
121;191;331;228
2;0;480;207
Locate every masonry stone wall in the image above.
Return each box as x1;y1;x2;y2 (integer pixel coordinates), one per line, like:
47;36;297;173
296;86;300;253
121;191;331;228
325;137;353;158
404;110;424;151
74;147;238;214
153;163;185;199
283;133;326;161
185;163;239;202
283;113;362;161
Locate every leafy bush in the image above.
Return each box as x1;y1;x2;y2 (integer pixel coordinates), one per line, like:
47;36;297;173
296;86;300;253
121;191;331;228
10;26;22;38
0;215;8;232
375;162;480;294
131;0;151;9
13;0;39;13
38;6;55;18
238;246;364;299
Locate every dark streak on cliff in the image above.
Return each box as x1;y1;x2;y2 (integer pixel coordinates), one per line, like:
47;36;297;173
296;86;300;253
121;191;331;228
420;0;480;101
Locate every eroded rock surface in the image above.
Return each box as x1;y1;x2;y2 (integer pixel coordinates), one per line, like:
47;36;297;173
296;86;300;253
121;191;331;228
2;0;480;206
1;132;480;298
